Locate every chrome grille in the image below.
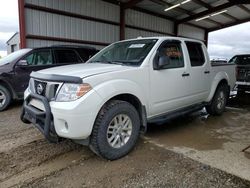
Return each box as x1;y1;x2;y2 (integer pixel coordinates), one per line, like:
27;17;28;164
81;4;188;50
34;80;47;96
29;78;62;101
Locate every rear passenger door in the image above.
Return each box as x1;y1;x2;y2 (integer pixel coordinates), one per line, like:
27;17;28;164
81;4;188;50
54;49;82;65
185;41;210;103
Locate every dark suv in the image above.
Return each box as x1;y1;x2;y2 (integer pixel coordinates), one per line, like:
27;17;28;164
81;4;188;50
0;45;98;111
229;54;250;95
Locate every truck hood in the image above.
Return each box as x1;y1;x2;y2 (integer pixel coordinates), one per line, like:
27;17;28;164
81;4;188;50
38;63;133;78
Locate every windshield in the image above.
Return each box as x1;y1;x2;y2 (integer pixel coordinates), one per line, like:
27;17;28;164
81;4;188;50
228;55;250;65
89;39;158;66
0;49;32;65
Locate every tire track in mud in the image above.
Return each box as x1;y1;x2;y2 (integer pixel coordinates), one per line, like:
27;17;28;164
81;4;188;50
1;103;250;187
0;105;94;188
0;138;87;187
16;141;250;188
0;126;32;137
0;149;94;188
0;128;42;153
0;106;45;153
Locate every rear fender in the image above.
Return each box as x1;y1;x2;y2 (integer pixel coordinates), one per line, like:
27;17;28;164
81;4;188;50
206;72;229;102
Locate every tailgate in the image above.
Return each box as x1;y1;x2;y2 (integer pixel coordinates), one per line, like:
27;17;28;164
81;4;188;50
236;65;250;82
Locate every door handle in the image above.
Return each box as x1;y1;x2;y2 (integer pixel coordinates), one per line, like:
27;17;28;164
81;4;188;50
182;73;190;77
204;71;210;74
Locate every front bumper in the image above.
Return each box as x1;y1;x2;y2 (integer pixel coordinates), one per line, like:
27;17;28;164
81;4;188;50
21;90;103;142
21;93;59;142
236;81;250;91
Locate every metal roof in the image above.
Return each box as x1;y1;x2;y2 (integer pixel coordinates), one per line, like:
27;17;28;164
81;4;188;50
6;32;19;44
107;0;250;32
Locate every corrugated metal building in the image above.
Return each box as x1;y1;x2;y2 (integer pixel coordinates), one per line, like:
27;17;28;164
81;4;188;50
6;32;20;54
18;0;250;50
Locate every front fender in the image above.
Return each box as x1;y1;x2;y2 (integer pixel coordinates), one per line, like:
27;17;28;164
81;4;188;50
93;79;148;111
206;71;229;102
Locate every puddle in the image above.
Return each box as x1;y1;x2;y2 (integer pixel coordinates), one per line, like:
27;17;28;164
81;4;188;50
146;94;250;151
146;114;228;151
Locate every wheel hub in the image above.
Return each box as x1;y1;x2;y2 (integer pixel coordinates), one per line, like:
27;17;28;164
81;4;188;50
217;91;225;109
107;114;133;149
0;90;6;107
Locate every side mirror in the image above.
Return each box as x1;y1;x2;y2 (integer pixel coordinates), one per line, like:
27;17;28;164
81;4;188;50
156;56;170;70
17;60;28;67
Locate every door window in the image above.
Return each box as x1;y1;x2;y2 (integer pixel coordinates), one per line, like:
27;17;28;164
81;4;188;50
25;53;35;65
25;50;53;66
185;42;205;67
157;41;184;69
54;50;81;64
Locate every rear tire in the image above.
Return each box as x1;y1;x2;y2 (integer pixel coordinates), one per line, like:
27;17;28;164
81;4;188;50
0;85;11;111
206;84;228;116
90;100;140;160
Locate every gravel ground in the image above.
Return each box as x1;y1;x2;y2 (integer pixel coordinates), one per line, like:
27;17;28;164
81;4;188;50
0;103;250;188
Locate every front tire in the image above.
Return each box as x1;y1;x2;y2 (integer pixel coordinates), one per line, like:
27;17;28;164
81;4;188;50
90;100;140;160
206;84;228;116
0;85;11;111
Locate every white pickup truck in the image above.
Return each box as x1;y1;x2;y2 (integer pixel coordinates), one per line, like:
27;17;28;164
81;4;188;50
21;37;236;160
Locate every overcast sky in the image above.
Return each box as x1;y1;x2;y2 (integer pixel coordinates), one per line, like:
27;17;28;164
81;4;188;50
0;0;19;57
208;22;250;60
0;0;249;60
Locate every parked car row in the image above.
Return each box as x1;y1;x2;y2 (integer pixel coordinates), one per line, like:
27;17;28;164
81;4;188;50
1;37;245;160
0;45;98;111
210;59;228;64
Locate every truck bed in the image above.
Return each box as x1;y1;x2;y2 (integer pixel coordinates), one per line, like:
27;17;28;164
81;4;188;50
211;63;236;91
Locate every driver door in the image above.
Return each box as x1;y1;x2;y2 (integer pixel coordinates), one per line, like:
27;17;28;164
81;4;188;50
149;40;191;116
14;49;55;94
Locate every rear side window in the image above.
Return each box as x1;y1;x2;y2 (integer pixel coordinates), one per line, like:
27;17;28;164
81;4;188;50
185;42;205;67
54;49;80;64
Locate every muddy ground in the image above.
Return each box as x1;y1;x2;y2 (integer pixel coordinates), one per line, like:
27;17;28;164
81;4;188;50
0;95;250;188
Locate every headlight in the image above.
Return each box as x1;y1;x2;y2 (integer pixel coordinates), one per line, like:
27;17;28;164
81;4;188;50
56;83;92;102
24;88;30;99
28;78;34;92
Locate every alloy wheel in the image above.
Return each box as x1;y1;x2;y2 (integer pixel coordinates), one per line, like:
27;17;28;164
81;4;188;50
107;114;133;149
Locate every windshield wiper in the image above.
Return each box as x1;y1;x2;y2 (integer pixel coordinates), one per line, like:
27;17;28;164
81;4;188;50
90;60;140;66
90;60;124;65
112;60;140;66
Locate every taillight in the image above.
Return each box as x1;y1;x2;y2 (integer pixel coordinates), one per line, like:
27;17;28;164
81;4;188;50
235;66;239;79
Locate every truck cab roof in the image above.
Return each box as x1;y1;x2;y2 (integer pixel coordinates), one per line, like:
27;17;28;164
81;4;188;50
120;36;205;44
